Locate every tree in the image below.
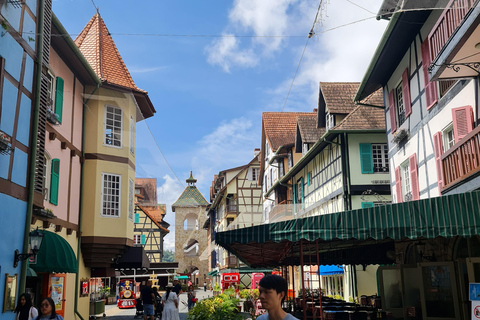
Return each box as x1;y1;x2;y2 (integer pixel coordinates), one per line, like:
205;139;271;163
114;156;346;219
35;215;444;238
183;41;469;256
163;249;175;262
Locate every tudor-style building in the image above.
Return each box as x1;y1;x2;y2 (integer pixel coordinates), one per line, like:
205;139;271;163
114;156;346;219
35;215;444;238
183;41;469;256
172;173;209;284
75;12;156;277
205;150;263;285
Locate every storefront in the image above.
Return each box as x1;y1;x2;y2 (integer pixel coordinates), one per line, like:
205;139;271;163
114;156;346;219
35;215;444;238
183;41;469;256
216;190;480;320
29;230;78;318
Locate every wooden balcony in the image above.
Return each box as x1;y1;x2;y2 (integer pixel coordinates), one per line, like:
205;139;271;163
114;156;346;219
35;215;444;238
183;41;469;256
428;0;475;63
442;125;480;190
224;256;238;268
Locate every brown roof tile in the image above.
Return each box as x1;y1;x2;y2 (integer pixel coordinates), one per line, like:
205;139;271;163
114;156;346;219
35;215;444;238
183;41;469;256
263;112;315;151
75;13;145;93
297;115;325;143
332;99;385;131
320;82;361;114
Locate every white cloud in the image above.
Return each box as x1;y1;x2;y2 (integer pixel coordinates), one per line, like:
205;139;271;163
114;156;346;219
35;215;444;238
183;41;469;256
205;35;258;73
129;66;167;74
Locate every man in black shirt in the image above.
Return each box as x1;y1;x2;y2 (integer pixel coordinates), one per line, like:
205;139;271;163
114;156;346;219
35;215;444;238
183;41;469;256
173;279;182;298
140;280;155;320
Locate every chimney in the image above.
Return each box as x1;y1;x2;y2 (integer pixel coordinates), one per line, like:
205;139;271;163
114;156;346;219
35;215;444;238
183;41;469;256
313;108;318;113
254;148;261;157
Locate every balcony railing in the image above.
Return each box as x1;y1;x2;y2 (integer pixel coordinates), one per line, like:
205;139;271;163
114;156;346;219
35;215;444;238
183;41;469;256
428;0;475;62
268;200;294;223
225;209;263;231
442;125;480;190
224;256;237;268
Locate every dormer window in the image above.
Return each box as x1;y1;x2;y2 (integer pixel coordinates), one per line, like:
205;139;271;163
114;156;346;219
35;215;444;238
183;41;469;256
326;113;334;130
302;143;309;155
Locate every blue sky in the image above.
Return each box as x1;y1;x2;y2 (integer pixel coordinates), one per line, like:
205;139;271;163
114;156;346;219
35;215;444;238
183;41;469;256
52;0;388;251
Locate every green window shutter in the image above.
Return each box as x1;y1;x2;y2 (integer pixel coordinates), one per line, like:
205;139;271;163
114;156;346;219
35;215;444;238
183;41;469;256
307;173;311;186
55;77;64;123
361;202;374;209
141;234;146;245
134;213;139;223
360;143;373;174
50;159;60;205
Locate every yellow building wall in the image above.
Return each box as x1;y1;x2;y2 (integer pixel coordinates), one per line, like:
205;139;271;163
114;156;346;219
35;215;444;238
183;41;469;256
81;86;137;239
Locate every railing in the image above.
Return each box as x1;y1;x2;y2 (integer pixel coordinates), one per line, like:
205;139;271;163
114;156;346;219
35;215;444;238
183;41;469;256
224;256;237;268
442;125;480;190
268;200;294;223
225;209;263;231
428;0;475;62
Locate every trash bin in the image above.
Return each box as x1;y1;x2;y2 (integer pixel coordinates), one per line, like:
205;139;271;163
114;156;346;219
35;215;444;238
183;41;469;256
89;300;106;318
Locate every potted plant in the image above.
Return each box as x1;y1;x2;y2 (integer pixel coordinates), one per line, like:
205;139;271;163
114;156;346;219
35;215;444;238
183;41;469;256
392;128;408;143
0;130;11;155
46;108;60;125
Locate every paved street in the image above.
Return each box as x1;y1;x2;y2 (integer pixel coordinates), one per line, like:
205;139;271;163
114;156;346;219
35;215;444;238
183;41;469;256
97;289;217;320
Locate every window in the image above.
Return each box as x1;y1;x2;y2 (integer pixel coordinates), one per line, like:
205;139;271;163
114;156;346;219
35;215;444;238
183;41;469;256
302;143;309;155
326;113;334;130
372;144;389;173
101;173;121;217
395;83;405;127
49;159;60;205
401;162;411;202
360;143;389;174
442;124;455;152
250;167;259;181
130;116;135;154
395;154;419;203
128;178;134;221
43;153;51;201
133;235;141;245
45;71;55;110
288;151;293;168
104;105;122;147
279;161;284;178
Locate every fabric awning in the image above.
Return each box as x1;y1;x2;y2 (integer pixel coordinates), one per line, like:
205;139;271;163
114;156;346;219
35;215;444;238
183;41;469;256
178;275;189;280
317;265;344;275
207;270;218;277
31;230;78;273
215;191;480;267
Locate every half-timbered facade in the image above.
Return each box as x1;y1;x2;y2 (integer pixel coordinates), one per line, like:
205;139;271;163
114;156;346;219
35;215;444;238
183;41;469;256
206;151;263;280
133;203;168;263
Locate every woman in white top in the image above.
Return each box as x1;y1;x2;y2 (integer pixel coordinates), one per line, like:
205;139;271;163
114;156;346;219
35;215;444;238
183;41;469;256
162;283;180;320
15;293;38;320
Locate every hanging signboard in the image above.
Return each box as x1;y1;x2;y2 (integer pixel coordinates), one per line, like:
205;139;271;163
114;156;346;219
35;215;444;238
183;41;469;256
470;283;480;301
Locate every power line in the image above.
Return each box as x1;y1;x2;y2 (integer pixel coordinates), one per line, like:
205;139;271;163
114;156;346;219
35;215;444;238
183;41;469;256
281;0;323;112
345;0;376;15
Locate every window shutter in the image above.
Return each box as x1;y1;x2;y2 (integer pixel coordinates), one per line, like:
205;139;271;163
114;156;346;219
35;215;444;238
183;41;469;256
134;213;139;223
300;177;305;209
360;143;373;174
361;202;374;209
50;159;60;205
421;39;438;110
55;77;64;123
140;234;146;245
307;172;311;186
402;69;412;117
452;105;474;143
395;166;402;203
433;132;444;191
409;153;420;200
389;90;397;133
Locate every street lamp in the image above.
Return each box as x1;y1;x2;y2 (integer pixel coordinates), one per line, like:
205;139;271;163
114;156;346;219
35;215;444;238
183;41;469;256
14;228;44;268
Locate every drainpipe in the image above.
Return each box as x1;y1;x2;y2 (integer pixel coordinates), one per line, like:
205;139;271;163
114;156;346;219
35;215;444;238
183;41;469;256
74;84;100;320
19;0;45;293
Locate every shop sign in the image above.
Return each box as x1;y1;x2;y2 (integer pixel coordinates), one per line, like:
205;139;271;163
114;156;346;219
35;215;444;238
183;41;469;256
80;279;89;297
470;283;480;301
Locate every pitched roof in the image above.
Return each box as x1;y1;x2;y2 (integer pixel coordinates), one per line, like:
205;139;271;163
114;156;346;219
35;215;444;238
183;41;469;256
320;82;361;114
172;186;209;210
136;204;169;233
75;13;143;92
332;104;385;131
297;115;325;144
263;112;315;151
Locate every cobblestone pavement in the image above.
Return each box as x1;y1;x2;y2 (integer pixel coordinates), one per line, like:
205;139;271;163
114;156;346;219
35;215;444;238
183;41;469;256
96;289;217;320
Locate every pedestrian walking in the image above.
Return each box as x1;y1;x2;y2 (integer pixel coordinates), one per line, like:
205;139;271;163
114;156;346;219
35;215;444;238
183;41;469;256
203;282;207;292
35;297;63;320
15;293;38;320
187;285;196;311
162;283;179;320
140;280;155;320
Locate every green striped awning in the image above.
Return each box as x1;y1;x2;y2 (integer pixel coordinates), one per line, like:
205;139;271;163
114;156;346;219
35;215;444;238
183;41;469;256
215;191;480;267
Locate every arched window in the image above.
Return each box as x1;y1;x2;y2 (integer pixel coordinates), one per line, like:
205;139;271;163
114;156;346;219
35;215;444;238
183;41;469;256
183;213;198;230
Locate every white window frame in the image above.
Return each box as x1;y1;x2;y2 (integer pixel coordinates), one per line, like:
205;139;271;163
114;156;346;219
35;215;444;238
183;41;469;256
128;178;134;221
372;144;389;173
442;123;455;152
130;116;135;155
43;152;51;201
326;113;334;130
104;105;123;148
250;167;259;181
401;161;412;202
101;173;121;217
133;234;141;245
395;82;406;127
46;70;55;111
302;143;309;156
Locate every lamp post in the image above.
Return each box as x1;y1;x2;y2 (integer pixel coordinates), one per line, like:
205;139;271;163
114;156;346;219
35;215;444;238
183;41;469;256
14;228;44;268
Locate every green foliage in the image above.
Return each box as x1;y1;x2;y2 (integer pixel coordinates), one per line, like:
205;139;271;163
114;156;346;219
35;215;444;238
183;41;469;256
238;289;259;300
213;282;221;291
162;249;174;262
187;294;243;320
